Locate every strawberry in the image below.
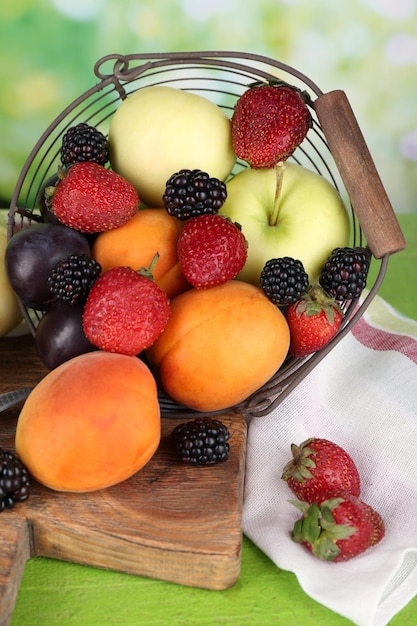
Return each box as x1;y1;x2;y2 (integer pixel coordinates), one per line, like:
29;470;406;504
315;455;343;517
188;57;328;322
290;493;385;562
286;284;343;357
82;260;170;356
177;214;248;289
282;438;361;503
51;162;139;233
231;80;312;169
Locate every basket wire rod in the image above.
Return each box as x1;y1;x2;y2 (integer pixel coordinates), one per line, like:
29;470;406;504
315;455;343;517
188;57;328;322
105;55;296;92
304;128;344;188
291;142;339;187
56;92;121;134
106;64;278;94
94;51;324;97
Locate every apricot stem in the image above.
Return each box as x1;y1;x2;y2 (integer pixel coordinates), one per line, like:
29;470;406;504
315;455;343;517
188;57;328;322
269;161;285;227
138;252;160;281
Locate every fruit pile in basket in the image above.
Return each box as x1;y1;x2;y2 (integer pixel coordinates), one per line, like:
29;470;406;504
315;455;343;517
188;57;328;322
4;79;371;494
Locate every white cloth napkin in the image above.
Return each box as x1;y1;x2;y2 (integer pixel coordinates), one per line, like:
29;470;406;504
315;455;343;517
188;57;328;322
242;294;417;626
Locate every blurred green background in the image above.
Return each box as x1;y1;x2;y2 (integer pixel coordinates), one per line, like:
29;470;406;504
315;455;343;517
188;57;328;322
1;0;416;212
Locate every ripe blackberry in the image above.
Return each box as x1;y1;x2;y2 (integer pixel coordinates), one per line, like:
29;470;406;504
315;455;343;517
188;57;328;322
0;449;30;512
171;418;230;466
61;123;109;167
319;246;371;302
48;254;102;305
260;257;309;305
163;169;227;220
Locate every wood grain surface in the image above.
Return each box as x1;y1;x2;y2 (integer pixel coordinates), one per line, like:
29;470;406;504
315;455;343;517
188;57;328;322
0;335;247;626
314;89;407;259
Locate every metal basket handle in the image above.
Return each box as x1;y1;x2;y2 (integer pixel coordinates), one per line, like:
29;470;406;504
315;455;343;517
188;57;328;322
314;89;406;259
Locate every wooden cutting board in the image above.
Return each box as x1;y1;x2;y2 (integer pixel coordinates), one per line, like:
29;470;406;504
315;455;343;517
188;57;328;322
0;335;247;625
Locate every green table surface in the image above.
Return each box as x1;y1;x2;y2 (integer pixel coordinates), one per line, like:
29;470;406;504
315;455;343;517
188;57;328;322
8;214;417;626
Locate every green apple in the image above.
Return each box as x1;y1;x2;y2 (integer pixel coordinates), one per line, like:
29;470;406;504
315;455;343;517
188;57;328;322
220;162;350;285
108;85;236;207
0;214;24;337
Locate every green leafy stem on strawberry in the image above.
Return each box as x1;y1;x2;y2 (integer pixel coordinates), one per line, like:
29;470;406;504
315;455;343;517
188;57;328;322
247;78;314;108
291;497;356;561
290;494;385;562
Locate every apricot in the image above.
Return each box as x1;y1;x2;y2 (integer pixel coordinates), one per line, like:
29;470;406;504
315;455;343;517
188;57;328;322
15;351;161;492
146;280;290;412
92;208;190;298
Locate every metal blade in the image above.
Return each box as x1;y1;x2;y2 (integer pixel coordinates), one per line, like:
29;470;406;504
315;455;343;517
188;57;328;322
0;388;33;412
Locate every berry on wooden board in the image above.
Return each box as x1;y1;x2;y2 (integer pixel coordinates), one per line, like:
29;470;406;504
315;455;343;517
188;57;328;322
170;418;230;466
0;449;30;512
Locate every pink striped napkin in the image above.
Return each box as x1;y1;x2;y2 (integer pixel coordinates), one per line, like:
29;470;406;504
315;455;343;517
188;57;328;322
243;294;417;626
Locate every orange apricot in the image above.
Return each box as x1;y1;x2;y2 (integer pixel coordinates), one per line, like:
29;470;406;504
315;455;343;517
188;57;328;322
91;207;190;298
15;351;161;492
147;280;290;412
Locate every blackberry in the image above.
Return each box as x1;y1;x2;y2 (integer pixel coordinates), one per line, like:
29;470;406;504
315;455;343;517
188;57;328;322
61;123;109;167
319;246;371;302
260;257;309;305
171;418;230;466
48;254;101;305
0;449;30;512
163;169;227;220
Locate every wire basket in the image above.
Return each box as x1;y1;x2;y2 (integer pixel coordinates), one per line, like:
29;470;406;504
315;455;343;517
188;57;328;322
7;51;406;420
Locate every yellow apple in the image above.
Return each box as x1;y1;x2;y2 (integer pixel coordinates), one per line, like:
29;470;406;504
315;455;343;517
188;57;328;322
0;215;23;337
220;163;350;285
108;86;236;207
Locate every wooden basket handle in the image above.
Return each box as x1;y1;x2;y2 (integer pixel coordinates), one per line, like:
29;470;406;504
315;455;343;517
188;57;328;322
314;90;406;258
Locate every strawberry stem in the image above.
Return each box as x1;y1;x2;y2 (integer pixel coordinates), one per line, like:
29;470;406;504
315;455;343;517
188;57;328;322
269;161;285;227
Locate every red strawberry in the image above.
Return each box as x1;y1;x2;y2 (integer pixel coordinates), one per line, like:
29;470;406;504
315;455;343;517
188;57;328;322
82;261;170;356
282;438;361;503
231;80;312;169
286;284;343;357
51;162;139;233
291;493;385;562
177;214;248;289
